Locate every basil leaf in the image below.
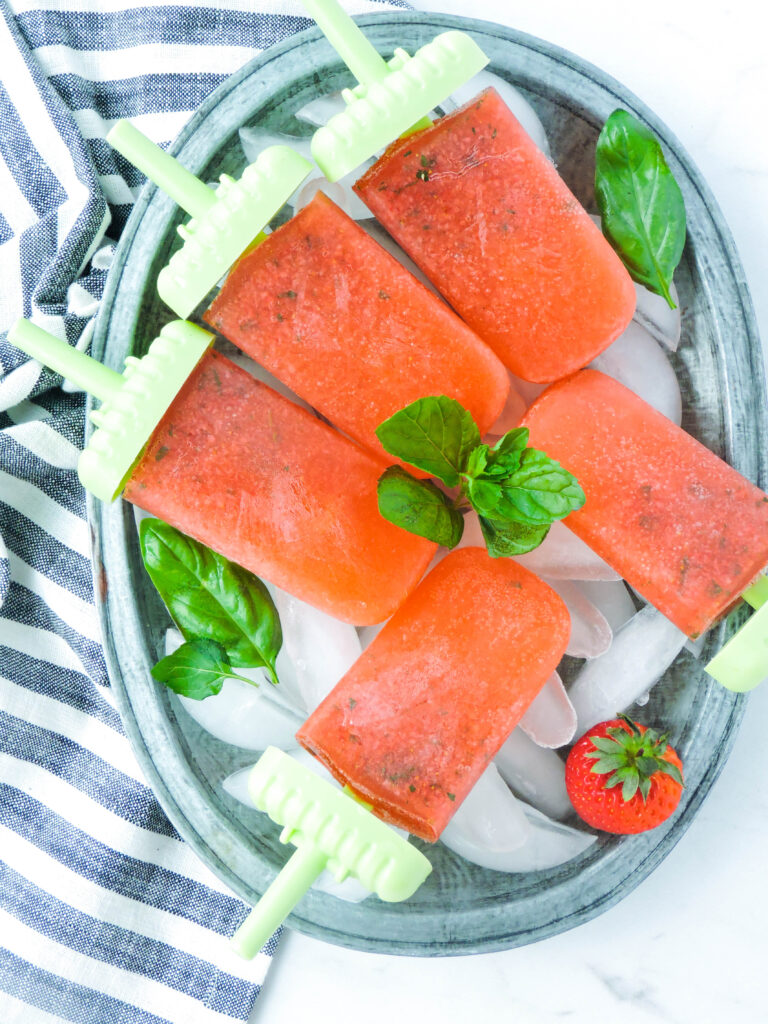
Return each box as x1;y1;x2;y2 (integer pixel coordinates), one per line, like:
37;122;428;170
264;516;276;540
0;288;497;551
495;449;585;525
375;396;481;487
479;517;550;558
139;519;281;684
151;639;239;701
595;109;686;309
377;466;464;548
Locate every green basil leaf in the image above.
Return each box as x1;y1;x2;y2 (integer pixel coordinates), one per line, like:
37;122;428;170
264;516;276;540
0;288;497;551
151;639;233;700
139;519;281;684
377;466;464;547
478;517;550;558
595;109;686;309
375;396;481;487
495;449;585;525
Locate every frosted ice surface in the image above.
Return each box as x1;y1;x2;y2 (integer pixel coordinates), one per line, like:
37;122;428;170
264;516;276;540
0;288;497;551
590;320;682;424
264;585;363;713
294;92;348;127
495;729;572;820
440;764;531;860
441;70;551;157
575;579;637;634
441;765;595;872
519;671;577;749
544;579;612;659
513;520;621;581
164;629;302;750
568;604;687;734
633;280;682;351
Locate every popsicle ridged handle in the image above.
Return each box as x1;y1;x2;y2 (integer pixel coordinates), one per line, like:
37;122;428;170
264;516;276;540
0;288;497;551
229;748;432;959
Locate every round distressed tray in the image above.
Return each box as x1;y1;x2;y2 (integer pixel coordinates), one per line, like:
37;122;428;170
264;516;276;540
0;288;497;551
90;13;765;955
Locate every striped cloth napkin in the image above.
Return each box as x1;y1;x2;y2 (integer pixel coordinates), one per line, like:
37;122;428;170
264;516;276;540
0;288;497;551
0;1;408;1021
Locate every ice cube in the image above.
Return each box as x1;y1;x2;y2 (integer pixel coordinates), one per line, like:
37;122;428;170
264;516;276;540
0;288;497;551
440;764;531;859
518;672;577;749
265;586;363;713
164;629;303;750
512;520;621;581
494;729;572;820
294;92;348;128
574;579;637;634
590;320;682;424
633;280;682;352
568;604;687;734
441;765;595;873
544;580;612;659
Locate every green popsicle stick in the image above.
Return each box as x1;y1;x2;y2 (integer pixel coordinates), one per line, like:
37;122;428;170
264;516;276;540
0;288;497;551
230;747;432;959
705;575;768;692
107;121;313;318
302;0;488;181
7;318;213;503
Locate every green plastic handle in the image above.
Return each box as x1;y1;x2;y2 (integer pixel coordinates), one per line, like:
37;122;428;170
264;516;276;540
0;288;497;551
8;320;123;402
107;120;215;220
705;575;768;692
230;845;328;959
302;0;391;87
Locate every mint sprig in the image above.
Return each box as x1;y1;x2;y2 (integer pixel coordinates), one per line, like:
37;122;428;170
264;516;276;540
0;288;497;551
151;639;264;701
375;397;585;557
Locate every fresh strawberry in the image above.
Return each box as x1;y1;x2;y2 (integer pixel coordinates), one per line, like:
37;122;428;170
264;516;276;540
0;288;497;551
565;714;684;834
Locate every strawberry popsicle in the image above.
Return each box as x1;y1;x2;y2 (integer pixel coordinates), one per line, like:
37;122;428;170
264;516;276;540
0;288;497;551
8;319;435;626
205;191;509;462
522;369;768;638
355;88;637;383
124;348;435;624
297;547;570;841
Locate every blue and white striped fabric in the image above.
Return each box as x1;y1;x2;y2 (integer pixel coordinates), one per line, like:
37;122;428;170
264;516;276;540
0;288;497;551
0;1;408;1020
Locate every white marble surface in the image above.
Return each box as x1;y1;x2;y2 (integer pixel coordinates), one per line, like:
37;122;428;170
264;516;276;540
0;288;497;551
248;2;768;1022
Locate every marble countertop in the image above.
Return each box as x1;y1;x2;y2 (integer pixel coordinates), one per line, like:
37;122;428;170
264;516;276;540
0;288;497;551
251;3;768;1021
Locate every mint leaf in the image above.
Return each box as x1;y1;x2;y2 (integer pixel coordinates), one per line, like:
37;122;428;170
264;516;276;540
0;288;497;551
494;449;585;525
464;477;502;517
464;444;489;479
595;109;686;309
479;517;550;558
375;396;481;486
485;428;529;476
377;466;464;547
140;519;281;684
151;639;255;700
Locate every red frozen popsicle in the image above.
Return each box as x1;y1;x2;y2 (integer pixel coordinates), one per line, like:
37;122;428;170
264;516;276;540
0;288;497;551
124;349;436;624
205;191;509;462
522;369;768;638
297;546;570;841
355;88;636;383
